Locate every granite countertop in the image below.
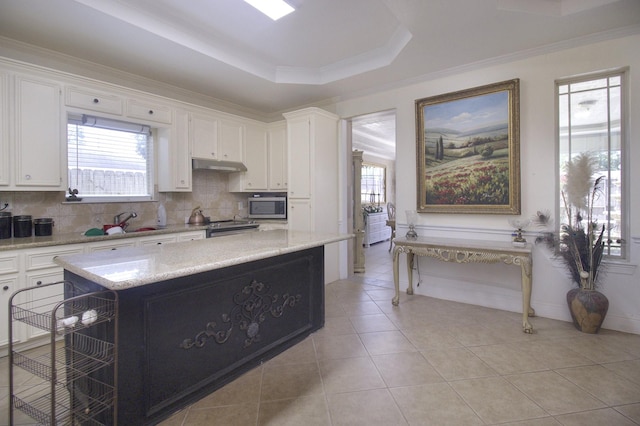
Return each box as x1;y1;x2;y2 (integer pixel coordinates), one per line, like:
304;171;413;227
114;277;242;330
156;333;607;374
54;229;353;290
0;224;209;251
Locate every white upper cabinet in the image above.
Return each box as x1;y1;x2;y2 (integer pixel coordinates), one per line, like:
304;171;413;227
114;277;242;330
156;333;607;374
158;109;191;192
190;112;218;159
126;97;172;124
284;107;339;232
13;73;65;190
268;122;287;191
228;120;288;193
65;85;123;115
191;112;244;162
286;114;312;199
228;122;268;191
218;118;244;162
0;71;8;186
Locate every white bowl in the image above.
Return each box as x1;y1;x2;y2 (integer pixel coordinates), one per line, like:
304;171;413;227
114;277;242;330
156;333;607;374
106;226;124;235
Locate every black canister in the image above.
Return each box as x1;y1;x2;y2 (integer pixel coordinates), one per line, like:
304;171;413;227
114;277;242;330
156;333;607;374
34;218;54;237
0;212;11;239
13;215;32;238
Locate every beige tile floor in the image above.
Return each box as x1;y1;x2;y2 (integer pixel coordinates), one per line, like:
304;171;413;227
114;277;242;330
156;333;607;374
2;241;640;425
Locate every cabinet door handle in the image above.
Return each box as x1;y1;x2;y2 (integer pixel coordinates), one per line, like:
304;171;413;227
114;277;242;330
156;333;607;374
2;286;9;291
148;110;154;115
93;98;99;104
25;174;31;180
36;280;42;285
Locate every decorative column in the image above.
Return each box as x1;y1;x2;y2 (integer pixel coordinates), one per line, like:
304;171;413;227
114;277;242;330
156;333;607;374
352;150;365;273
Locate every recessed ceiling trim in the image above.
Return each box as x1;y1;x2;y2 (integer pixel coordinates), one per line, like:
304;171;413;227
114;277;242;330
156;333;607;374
72;0;411;85
72;0;277;80
275;26;412;85
496;0;622;16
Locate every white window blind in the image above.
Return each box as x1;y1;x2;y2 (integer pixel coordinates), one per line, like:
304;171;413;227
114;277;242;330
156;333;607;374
67;114;154;201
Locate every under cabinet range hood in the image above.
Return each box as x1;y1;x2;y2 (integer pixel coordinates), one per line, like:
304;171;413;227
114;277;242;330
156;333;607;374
192;158;247;172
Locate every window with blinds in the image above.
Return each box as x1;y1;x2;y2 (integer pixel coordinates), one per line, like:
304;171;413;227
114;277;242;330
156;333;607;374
67;114;154;202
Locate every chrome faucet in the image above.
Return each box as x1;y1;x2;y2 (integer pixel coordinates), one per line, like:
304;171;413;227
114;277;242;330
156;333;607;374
114;211;137;230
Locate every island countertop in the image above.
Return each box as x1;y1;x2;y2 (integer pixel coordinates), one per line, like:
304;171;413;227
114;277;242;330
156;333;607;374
54;229;352;290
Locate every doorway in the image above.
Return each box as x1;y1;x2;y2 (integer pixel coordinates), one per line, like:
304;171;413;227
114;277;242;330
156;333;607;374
347;110;397;275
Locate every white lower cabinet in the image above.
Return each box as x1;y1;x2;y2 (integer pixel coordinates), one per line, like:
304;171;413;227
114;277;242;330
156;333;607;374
0;274;20;347
0;252;20;346
288;198;313;232
23;270;66;340
363;212;391;247
283;108;339;284
1;230;206;352
23;245;84;340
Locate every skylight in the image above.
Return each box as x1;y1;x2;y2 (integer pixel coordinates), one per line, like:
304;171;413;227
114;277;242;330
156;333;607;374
244;0;294;21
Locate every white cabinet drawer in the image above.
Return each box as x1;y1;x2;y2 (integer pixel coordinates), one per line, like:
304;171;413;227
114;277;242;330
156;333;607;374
87;240;137;252
66;86;123;115
126;99;172;124
137;235;178;246
176;231;205;241
25;246;84;271
0;254;19;274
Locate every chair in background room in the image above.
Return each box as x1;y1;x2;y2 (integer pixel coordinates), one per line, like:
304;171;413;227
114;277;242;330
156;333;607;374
386;202;396;252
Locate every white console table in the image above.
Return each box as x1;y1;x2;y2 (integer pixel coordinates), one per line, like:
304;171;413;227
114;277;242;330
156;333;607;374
392;236;535;333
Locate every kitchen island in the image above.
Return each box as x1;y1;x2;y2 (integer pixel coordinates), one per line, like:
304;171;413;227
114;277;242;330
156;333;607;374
54;229;351;425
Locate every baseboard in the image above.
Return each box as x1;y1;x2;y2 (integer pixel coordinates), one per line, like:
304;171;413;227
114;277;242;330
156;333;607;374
404;277;640;335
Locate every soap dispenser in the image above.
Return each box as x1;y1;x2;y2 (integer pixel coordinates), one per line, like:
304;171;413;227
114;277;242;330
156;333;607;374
157;203;167;228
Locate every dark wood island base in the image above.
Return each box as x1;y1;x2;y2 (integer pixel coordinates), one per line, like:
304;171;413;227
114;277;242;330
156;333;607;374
65;246;324;425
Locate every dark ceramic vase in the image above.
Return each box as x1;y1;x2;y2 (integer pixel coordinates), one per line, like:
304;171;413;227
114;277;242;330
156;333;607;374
566;288;609;334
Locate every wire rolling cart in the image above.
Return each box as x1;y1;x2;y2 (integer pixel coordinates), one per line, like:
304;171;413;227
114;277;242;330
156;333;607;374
8;280;118;425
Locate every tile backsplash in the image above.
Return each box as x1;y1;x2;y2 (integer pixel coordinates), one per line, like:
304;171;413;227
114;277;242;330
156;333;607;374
0;170;248;235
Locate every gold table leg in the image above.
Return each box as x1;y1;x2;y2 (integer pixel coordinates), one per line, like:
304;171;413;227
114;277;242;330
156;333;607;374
520;256;535;333
406;252;414;295
392;246;401;306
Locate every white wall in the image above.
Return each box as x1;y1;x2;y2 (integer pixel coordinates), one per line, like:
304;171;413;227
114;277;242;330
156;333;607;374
335;34;640;334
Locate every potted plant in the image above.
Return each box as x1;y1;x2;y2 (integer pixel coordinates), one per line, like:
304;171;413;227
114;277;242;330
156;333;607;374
535;152;609;333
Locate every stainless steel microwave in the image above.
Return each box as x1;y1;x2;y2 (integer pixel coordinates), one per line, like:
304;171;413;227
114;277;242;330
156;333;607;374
247;196;287;219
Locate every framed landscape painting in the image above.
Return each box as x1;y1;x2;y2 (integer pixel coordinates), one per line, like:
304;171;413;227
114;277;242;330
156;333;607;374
415;79;521;214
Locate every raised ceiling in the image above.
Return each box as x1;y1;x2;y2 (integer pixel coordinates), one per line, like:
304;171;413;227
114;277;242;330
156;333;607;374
1;0;638;119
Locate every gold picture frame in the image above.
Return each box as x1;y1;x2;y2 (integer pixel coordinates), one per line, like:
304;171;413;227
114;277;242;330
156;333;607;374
415;79;521;214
